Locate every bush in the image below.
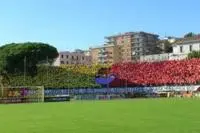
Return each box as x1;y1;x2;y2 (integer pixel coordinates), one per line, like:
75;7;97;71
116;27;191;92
188;51;200;59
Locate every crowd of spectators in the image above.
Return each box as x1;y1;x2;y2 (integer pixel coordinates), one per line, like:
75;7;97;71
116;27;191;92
111;59;200;86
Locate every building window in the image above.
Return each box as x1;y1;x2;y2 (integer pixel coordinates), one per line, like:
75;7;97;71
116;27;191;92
180;46;183;53
66;61;68;64
60;61;64;64
61;55;64;58
77;56;78;60
72;56;74;60
189;45;193;52
82;57;84;60
66;55;68;59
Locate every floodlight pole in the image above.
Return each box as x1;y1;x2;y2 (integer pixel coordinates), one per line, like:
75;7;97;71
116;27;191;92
1;83;3;97
125;57;128;89
106;67;110;99
24;56;26;82
46;56;49;86
67;69;69;95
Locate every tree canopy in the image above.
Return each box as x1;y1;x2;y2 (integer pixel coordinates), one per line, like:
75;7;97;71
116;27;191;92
188;51;200;59
0;42;58;76
163;40;172;53
184;32;196;38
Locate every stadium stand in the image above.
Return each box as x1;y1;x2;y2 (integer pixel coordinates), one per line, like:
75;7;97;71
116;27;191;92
8;59;200;88
111;59;200;86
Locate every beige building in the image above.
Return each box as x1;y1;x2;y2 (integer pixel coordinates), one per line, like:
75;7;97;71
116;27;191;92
90;31;159;64
90;44;121;64
105;33;132;62
53;50;91;66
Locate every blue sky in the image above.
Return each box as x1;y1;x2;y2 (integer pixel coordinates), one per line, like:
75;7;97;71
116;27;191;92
0;0;200;51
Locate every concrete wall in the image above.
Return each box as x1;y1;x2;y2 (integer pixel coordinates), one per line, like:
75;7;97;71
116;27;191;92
169;53;188;60
140;53;188;62
140;53;170;62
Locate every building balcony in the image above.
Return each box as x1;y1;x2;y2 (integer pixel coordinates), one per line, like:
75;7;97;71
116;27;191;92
104;60;113;64
132;44;144;48
98;58;105;63
105;40;115;44
106;55;113;59
100;51;112;54
98;54;107;57
132;40;148;44
98;55;113;60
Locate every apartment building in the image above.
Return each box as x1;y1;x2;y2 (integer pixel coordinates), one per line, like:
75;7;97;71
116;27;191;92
53;49;91;66
131;32;160;60
105;32;132;62
90;31;159;64
90;44;121;64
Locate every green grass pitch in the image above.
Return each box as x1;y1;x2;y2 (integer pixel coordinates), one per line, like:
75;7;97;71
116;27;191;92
0;99;200;133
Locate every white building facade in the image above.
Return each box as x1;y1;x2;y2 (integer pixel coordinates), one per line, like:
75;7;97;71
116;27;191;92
140;36;200;62
53;50;91;66
173;42;200;54
172;37;200;60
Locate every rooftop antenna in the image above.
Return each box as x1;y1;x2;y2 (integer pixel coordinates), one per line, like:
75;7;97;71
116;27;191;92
163;32;168;40
164;32;167;38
